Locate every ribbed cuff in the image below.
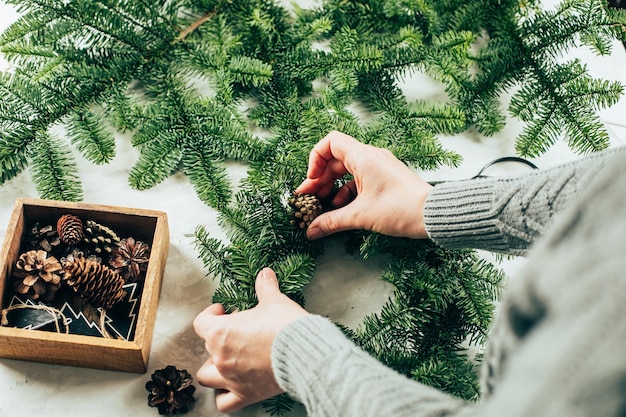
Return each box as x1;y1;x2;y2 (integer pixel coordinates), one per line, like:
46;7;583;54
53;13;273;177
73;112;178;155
271;315;355;402
423;178;511;252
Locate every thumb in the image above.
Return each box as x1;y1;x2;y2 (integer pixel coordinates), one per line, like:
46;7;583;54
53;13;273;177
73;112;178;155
306;203;361;240
255;267;281;302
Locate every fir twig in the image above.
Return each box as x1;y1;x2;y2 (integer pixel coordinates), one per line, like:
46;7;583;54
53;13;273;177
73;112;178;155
176;11;217;42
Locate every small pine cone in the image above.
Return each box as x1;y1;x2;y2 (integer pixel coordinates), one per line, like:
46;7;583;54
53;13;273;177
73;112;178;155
146;365;196;415
12;250;62;302
62;254;126;309
288;193;323;230
61;247;102;265
109;237;150;283
57;214;84;245
83;220;121;254
24;222;61;253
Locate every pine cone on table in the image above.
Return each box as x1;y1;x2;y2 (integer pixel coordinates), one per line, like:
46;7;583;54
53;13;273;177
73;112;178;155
288;193;323;230
146;365;196;415
62;253;126;309
56;214;84;246
12;249;63;302
108;237;150;283
83;220;121;254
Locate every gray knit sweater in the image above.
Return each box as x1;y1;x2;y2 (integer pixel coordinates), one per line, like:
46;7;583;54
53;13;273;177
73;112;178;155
271;145;626;417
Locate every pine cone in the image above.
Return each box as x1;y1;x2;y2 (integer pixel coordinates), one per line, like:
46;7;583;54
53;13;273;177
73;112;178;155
24;222;61;253
56;214;84;245
83;220;121;254
146;365;196;415
61;247;102;265
12;250;62;302
288;193;323;230
109;237;150;283
62;254;126;309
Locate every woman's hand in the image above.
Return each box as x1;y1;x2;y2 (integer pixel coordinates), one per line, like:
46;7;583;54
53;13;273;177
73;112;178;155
296;131;433;240
193;268;308;413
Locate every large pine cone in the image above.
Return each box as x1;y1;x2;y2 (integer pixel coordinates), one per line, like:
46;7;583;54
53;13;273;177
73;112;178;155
57;214;84;245
83;220;121;254
12;250;62;302
109;237;150;283
288;193;323;230
62;254;126;309
146;365;196;415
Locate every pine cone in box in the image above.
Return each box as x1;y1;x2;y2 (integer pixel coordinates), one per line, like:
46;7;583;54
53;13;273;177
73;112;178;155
12;250;63;302
109;237;150;283
62;253;126;309
83;220;121;254
62;247;102;265
146;365;196;415
56;214;84;245
24;222;61;253
288;193;323;230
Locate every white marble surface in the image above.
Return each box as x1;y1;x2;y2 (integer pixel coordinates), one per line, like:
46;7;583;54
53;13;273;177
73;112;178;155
0;2;625;416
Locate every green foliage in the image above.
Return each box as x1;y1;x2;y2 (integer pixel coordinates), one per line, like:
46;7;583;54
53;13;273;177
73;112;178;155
0;0;624;200
1;0;625;413
354;235;505;399
28;131;83;201
261;393;297;416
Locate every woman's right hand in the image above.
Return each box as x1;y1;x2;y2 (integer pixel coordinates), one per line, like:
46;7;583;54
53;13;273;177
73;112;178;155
295;131;433;240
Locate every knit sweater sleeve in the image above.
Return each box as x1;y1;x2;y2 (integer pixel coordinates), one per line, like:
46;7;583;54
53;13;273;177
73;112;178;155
422;147;624;255
271;315;471;416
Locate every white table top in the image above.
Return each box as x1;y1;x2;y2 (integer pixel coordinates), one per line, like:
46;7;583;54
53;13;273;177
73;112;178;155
1;1;625;416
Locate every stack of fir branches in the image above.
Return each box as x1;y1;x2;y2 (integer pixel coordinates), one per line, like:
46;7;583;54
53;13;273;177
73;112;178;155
0;0;625;414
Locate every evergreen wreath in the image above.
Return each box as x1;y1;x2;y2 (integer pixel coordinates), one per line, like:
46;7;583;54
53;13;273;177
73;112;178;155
0;0;625;414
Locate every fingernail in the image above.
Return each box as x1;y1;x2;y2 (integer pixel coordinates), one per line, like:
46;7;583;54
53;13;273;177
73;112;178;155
306;226;324;240
260;267;276;282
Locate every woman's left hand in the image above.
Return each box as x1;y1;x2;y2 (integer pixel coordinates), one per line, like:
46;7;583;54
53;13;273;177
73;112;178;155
193;267;309;413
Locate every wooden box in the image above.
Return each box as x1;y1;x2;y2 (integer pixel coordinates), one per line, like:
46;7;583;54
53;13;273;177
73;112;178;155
0;198;169;373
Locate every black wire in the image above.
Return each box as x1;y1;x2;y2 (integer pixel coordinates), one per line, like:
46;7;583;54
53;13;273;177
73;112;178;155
471;156;538;179
429;156;538;186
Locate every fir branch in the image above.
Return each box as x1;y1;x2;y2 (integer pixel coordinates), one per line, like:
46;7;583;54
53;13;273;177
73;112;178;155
212;278;258;311
0;128;30;184
261;393;297;416
227;55;274;87
66;109;116;165
27;131;83;201
272;253;316;294
128;131;183;189
194;225;229;280
411;356;480;400
182;138;232;209
511;57;621;156
0;9;59;47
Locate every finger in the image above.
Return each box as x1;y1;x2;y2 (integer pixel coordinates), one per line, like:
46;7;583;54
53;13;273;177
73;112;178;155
193;303;225;335
296;158;349;197
196;361;227;390
200;303;226;317
306;200;363;240
215;390;248;414
295;176;335;198
255;267;281;303
307;131;358;179
294;177;319;195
